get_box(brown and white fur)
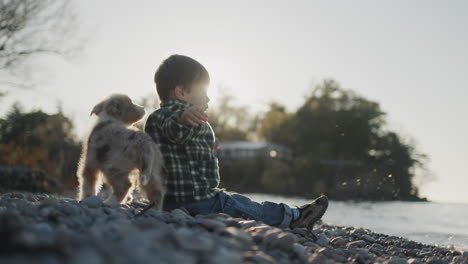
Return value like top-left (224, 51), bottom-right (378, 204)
top-left (77, 94), bottom-right (165, 209)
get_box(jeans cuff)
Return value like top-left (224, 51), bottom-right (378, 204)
top-left (278, 203), bottom-right (293, 229)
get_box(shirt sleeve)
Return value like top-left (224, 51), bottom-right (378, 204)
top-left (145, 104), bottom-right (196, 144)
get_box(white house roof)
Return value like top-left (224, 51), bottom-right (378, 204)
top-left (219, 141), bottom-right (269, 150)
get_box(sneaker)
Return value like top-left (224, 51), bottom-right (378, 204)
top-left (289, 195), bottom-right (328, 230)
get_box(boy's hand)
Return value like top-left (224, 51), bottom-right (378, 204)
top-left (180, 106), bottom-right (208, 127)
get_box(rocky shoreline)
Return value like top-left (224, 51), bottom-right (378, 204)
top-left (0, 192), bottom-right (466, 264)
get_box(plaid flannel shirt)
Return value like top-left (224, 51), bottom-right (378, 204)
top-left (145, 99), bottom-right (221, 204)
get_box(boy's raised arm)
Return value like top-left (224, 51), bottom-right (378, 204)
top-left (145, 106), bottom-right (196, 144)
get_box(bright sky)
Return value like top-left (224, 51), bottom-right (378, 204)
top-left (1, 0), bottom-right (467, 203)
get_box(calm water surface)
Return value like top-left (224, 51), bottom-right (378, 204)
top-left (246, 193), bottom-right (468, 250)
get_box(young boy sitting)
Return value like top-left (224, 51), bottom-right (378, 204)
top-left (145, 54), bottom-right (328, 230)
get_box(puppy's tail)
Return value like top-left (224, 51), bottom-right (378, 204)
top-left (140, 144), bottom-right (163, 185)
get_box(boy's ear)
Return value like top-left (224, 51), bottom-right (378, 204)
top-left (174, 85), bottom-right (185, 100)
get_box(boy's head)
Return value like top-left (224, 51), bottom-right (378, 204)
top-left (154, 54), bottom-right (210, 110)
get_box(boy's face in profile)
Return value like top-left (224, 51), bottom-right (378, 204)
top-left (177, 81), bottom-right (210, 111)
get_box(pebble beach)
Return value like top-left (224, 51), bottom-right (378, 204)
top-left (1, 192), bottom-right (467, 264)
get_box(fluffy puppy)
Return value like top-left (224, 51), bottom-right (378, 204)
top-left (77, 94), bottom-right (165, 209)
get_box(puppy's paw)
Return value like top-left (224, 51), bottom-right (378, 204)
top-left (141, 174), bottom-right (150, 185)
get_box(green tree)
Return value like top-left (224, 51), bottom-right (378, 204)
top-left (0, 103), bottom-right (81, 190)
top-left (258, 79), bottom-right (427, 200)
top-left (207, 88), bottom-right (257, 141)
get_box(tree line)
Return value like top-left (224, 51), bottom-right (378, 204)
top-left (210, 80), bottom-right (429, 201)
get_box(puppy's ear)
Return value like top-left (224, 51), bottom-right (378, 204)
top-left (91, 101), bottom-right (105, 116)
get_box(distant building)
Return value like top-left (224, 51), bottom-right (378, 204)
top-left (215, 141), bottom-right (292, 161)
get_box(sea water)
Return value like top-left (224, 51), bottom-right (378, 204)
top-left (246, 193), bottom-right (468, 250)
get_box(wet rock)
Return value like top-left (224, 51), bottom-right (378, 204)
top-left (463, 251), bottom-right (468, 258)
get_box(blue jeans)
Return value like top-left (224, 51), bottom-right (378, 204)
top-left (163, 190), bottom-right (293, 228)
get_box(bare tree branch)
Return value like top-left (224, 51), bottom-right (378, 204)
top-left (0, 0), bottom-right (79, 92)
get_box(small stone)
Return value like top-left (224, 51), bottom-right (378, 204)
top-left (330, 251), bottom-right (347, 262)
top-left (450, 256), bottom-right (466, 264)
top-left (308, 253), bottom-right (331, 264)
top-left (292, 228), bottom-right (309, 237)
top-left (292, 243), bottom-right (308, 261)
top-left (330, 236), bottom-right (348, 246)
top-left (11, 193), bottom-right (25, 199)
top-left (243, 251), bottom-right (276, 264)
top-left (262, 229), bottom-right (282, 247)
top-left (69, 247), bottom-right (104, 264)
top-left (210, 247), bottom-right (242, 264)
top-left (80, 196), bottom-right (103, 208)
top-left (40, 197), bottom-right (61, 207)
top-left (238, 220), bottom-right (257, 228)
top-left (304, 241), bottom-right (320, 249)
top-left (369, 244), bottom-right (384, 256)
top-left (223, 227), bottom-right (253, 246)
top-left (408, 258), bottom-right (424, 264)
top-left (316, 233), bottom-right (329, 247)
top-left (224, 219), bottom-right (242, 228)
top-left (357, 248), bottom-right (370, 260)
top-left (384, 257), bottom-right (409, 264)
top-left (427, 257), bottom-right (449, 264)
top-left (196, 218), bottom-right (227, 232)
top-left (174, 228), bottom-right (214, 252)
top-left (58, 203), bottom-right (80, 216)
top-left (347, 240), bottom-right (367, 248)
top-left (362, 234), bottom-right (376, 243)
top-left (268, 232), bottom-right (297, 250)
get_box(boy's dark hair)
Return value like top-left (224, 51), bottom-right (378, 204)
top-left (154, 54), bottom-right (210, 102)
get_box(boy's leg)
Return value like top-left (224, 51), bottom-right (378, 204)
top-left (163, 191), bottom-right (328, 231)
top-left (217, 191), bottom-right (293, 228)
top-left (162, 191), bottom-right (292, 228)
top-left (163, 192), bottom-right (223, 215)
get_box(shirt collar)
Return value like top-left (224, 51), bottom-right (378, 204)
top-left (160, 99), bottom-right (192, 108)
